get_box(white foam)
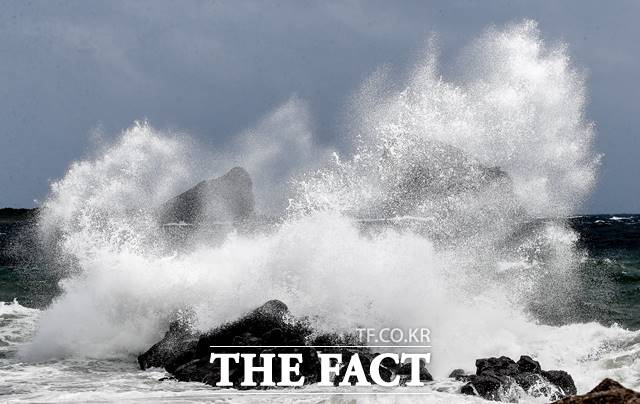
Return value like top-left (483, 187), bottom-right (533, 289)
top-left (0, 300), bottom-right (40, 360)
top-left (15, 20), bottom-right (636, 402)
top-left (610, 216), bottom-right (631, 221)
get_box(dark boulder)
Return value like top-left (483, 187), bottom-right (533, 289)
top-left (514, 372), bottom-right (559, 398)
top-left (514, 372), bottom-right (546, 390)
top-left (461, 373), bottom-right (507, 400)
top-left (139, 299), bottom-right (314, 387)
top-left (476, 356), bottom-right (520, 377)
top-left (172, 357), bottom-right (223, 385)
top-left (138, 316), bottom-right (198, 372)
top-left (517, 355), bottom-right (542, 373)
top-left (553, 378), bottom-right (640, 403)
top-left (331, 350), bottom-right (414, 386)
top-left (380, 355), bottom-right (400, 370)
top-left (461, 355), bottom-right (576, 401)
top-left (542, 370), bottom-right (577, 396)
top-left (332, 351), bottom-right (376, 386)
top-left (139, 300), bottom-right (434, 389)
top-left (193, 299), bottom-right (306, 358)
top-left (158, 167), bottom-right (255, 226)
top-left (139, 300), bottom-right (319, 387)
top-left (397, 359), bottom-right (433, 385)
top-left (449, 369), bottom-right (468, 380)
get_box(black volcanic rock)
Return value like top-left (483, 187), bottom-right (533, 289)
top-left (460, 372), bottom-right (505, 400)
top-left (449, 369), bottom-right (467, 380)
top-left (139, 300), bottom-right (434, 389)
top-left (475, 356), bottom-right (520, 377)
top-left (139, 300), bottom-right (318, 387)
top-left (158, 167), bottom-right (255, 225)
top-left (193, 299), bottom-right (304, 358)
top-left (460, 355), bottom-right (576, 401)
top-left (542, 370), bottom-right (577, 396)
top-left (397, 359), bottom-right (433, 385)
top-left (138, 315), bottom-right (199, 372)
top-left (517, 355), bottom-right (542, 373)
top-left (553, 378), bottom-right (640, 403)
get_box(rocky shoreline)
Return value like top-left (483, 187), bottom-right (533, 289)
top-left (137, 299), bottom-right (640, 402)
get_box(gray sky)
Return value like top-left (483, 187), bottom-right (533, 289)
top-left (1, 0), bottom-right (638, 213)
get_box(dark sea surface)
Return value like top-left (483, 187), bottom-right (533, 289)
top-left (1, 214), bottom-right (639, 330)
top-left (571, 215), bottom-right (640, 330)
top-left (0, 220), bottom-right (62, 308)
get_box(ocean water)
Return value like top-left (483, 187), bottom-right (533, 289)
top-left (1, 21), bottom-right (639, 403)
top-left (1, 216), bottom-right (639, 402)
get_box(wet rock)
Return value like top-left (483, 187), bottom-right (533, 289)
top-left (449, 368), bottom-right (468, 380)
top-left (172, 357), bottom-right (222, 386)
top-left (297, 346), bottom-right (322, 384)
top-left (159, 166), bottom-right (255, 226)
top-left (378, 365), bottom-right (394, 383)
top-left (553, 378), bottom-right (640, 403)
top-left (380, 355), bottom-right (399, 370)
top-left (261, 328), bottom-right (283, 345)
top-left (542, 370), bottom-right (577, 396)
top-left (232, 333), bottom-right (263, 347)
top-left (514, 372), bottom-right (564, 399)
top-left (331, 350), bottom-right (403, 386)
top-left (139, 300), bottom-right (436, 389)
top-left (476, 356), bottom-right (520, 377)
top-left (514, 372), bottom-right (546, 390)
top-left (139, 300), bottom-right (326, 388)
top-left (397, 359), bottom-right (433, 385)
top-left (137, 317), bottom-right (198, 372)
top-left (517, 355), bottom-right (542, 373)
top-left (461, 373), bottom-right (506, 400)
top-left (138, 300), bottom-right (298, 370)
top-left (194, 300), bottom-right (306, 358)
top-left (461, 355), bottom-right (576, 401)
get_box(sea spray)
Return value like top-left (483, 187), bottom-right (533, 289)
top-left (20, 20), bottom-right (639, 395)
top-left (231, 96), bottom-right (335, 215)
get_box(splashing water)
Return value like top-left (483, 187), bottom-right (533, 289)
top-left (14, 21), bottom-right (639, 400)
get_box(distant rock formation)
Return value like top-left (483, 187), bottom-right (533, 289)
top-left (380, 141), bottom-right (514, 218)
top-left (158, 167), bottom-right (255, 226)
top-left (554, 378), bottom-right (640, 403)
top-left (355, 140), bottom-right (524, 244)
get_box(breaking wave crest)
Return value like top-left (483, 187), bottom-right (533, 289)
top-left (19, 20), bottom-right (639, 393)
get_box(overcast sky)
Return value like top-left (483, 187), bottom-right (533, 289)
top-left (1, 0), bottom-right (638, 213)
